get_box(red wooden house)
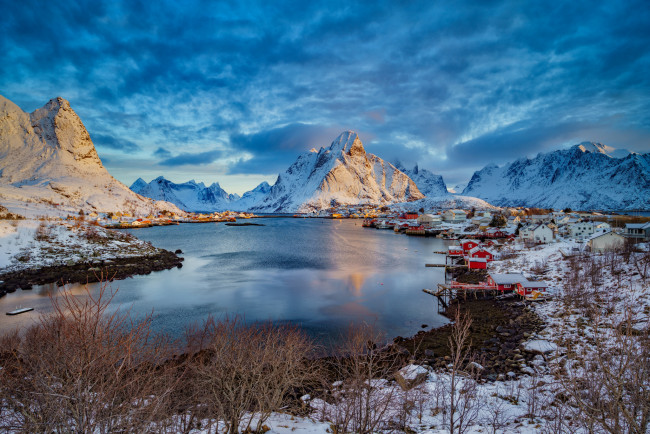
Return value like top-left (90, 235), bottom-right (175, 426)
top-left (516, 280), bottom-right (549, 300)
top-left (484, 228), bottom-right (506, 238)
top-left (487, 273), bottom-right (526, 292)
top-left (467, 257), bottom-right (487, 269)
top-left (448, 245), bottom-right (464, 256)
top-left (468, 246), bottom-right (496, 262)
top-left (402, 212), bottom-right (418, 220)
top-left (461, 240), bottom-right (480, 253)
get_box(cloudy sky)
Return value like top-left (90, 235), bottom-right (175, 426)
top-left (2, 0), bottom-right (649, 194)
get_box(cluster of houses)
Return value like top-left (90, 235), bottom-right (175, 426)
top-left (356, 207), bottom-right (650, 254)
top-left (70, 210), bottom-right (258, 229)
top-left (444, 238), bottom-right (550, 300)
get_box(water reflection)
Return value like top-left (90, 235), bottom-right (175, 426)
top-left (1, 219), bottom-right (450, 342)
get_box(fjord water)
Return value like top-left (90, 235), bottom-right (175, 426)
top-left (1, 218), bottom-right (450, 342)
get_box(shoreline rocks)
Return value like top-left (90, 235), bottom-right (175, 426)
top-left (396, 297), bottom-right (544, 379)
top-left (0, 250), bottom-right (183, 295)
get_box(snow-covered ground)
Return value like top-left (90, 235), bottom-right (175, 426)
top-left (0, 219), bottom-right (162, 274)
top-left (1, 227), bottom-right (647, 432)
top-left (290, 239), bottom-right (649, 433)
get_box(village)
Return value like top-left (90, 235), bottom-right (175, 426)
top-left (57, 209), bottom-right (260, 229)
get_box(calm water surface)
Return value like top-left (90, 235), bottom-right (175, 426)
top-left (0, 218), bottom-right (450, 342)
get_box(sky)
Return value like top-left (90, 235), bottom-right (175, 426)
top-left (2, 0), bottom-right (650, 194)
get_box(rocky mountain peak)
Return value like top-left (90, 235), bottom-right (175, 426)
top-left (29, 96), bottom-right (100, 164)
top-left (330, 131), bottom-right (365, 156)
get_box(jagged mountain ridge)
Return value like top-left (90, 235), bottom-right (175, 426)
top-left (462, 142), bottom-right (650, 210)
top-left (130, 177), bottom-right (270, 212)
top-left (393, 161), bottom-right (448, 197)
top-left (252, 131), bottom-right (424, 212)
top-left (0, 95), bottom-right (182, 217)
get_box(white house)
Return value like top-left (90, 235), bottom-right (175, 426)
top-left (594, 222), bottom-right (611, 232)
top-left (417, 214), bottom-right (442, 227)
top-left (587, 231), bottom-right (626, 253)
top-left (570, 222), bottom-right (595, 240)
top-left (529, 214), bottom-right (551, 223)
top-left (443, 209), bottom-right (467, 223)
top-left (521, 223), bottom-right (555, 243)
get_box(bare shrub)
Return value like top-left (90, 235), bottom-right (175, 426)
top-left (186, 316), bottom-right (317, 434)
top-left (0, 282), bottom-right (178, 433)
top-left (484, 394), bottom-right (513, 434)
top-left (34, 220), bottom-right (51, 241)
top-left (559, 307), bottom-right (650, 433)
top-left (320, 323), bottom-right (404, 434)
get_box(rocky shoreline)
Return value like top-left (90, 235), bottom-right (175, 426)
top-left (0, 249), bottom-right (183, 297)
top-left (394, 296), bottom-right (544, 380)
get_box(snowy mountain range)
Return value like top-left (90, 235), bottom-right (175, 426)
top-left (132, 132), bottom-right (494, 213)
top-left (130, 177), bottom-right (270, 212)
top-left (251, 131), bottom-right (424, 212)
top-left (0, 95), bottom-right (182, 217)
top-left (462, 142), bottom-right (650, 210)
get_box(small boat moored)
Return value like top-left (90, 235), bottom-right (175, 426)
top-left (7, 307), bottom-right (34, 316)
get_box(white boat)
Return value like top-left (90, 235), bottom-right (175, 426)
top-left (6, 307), bottom-right (34, 316)
top-left (375, 219), bottom-right (394, 229)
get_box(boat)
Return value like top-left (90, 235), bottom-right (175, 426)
top-left (7, 307), bottom-right (34, 316)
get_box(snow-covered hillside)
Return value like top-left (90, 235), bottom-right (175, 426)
top-left (396, 194), bottom-right (496, 211)
top-left (0, 95), bottom-right (182, 217)
top-left (463, 142), bottom-right (650, 210)
top-left (131, 177), bottom-right (244, 212)
top-left (394, 162), bottom-right (448, 197)
top-left (252, 131), bottom-right (424, 212)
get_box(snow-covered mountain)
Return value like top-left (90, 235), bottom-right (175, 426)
top-left (252, 131), bottom-right (424, 212)
top-left (0, 95), bottom-right (182, 217)
top-left (462, 142), bottom-right (650, 210)
top-left (229, 181), bottom-right (271, 211)
top-left (447, 183), bottom-right (467, 194)
top-left (393, 161), bottom-right (448, 197)
top-left (130, 177), bottom-right (244, 212)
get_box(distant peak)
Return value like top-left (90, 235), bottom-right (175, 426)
top-left (130, 178), bottom-right (148, 190)
top-left (254, 181), bottom-right (271, 192)
top-left (309, 147), bottom-right (318, 153)
top-left (329, 130), bottom-right (365, 156)
top-left (574, 142), bottom-right (611, 154)
top-left (572, 142), bottom-right (630, 158)
top-left (153, 175), bottom-right (167, 182)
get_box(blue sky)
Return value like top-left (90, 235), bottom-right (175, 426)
top-left (2, 0), bottom-right (649, 194)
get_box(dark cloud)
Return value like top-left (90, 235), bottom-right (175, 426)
top-left (91, 133), bottom-right (140, 151)
top-left (1, 0), bottom-right (649, 189)
top-left (159, 149), bottom-right (222, 167)
top-left (228, 123), bottom-right (345, 174)
top-left (153, 147), bottom-right (171, 158)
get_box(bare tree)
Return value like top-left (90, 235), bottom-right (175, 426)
top-left (445, 310), bottom-right (482, 434)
